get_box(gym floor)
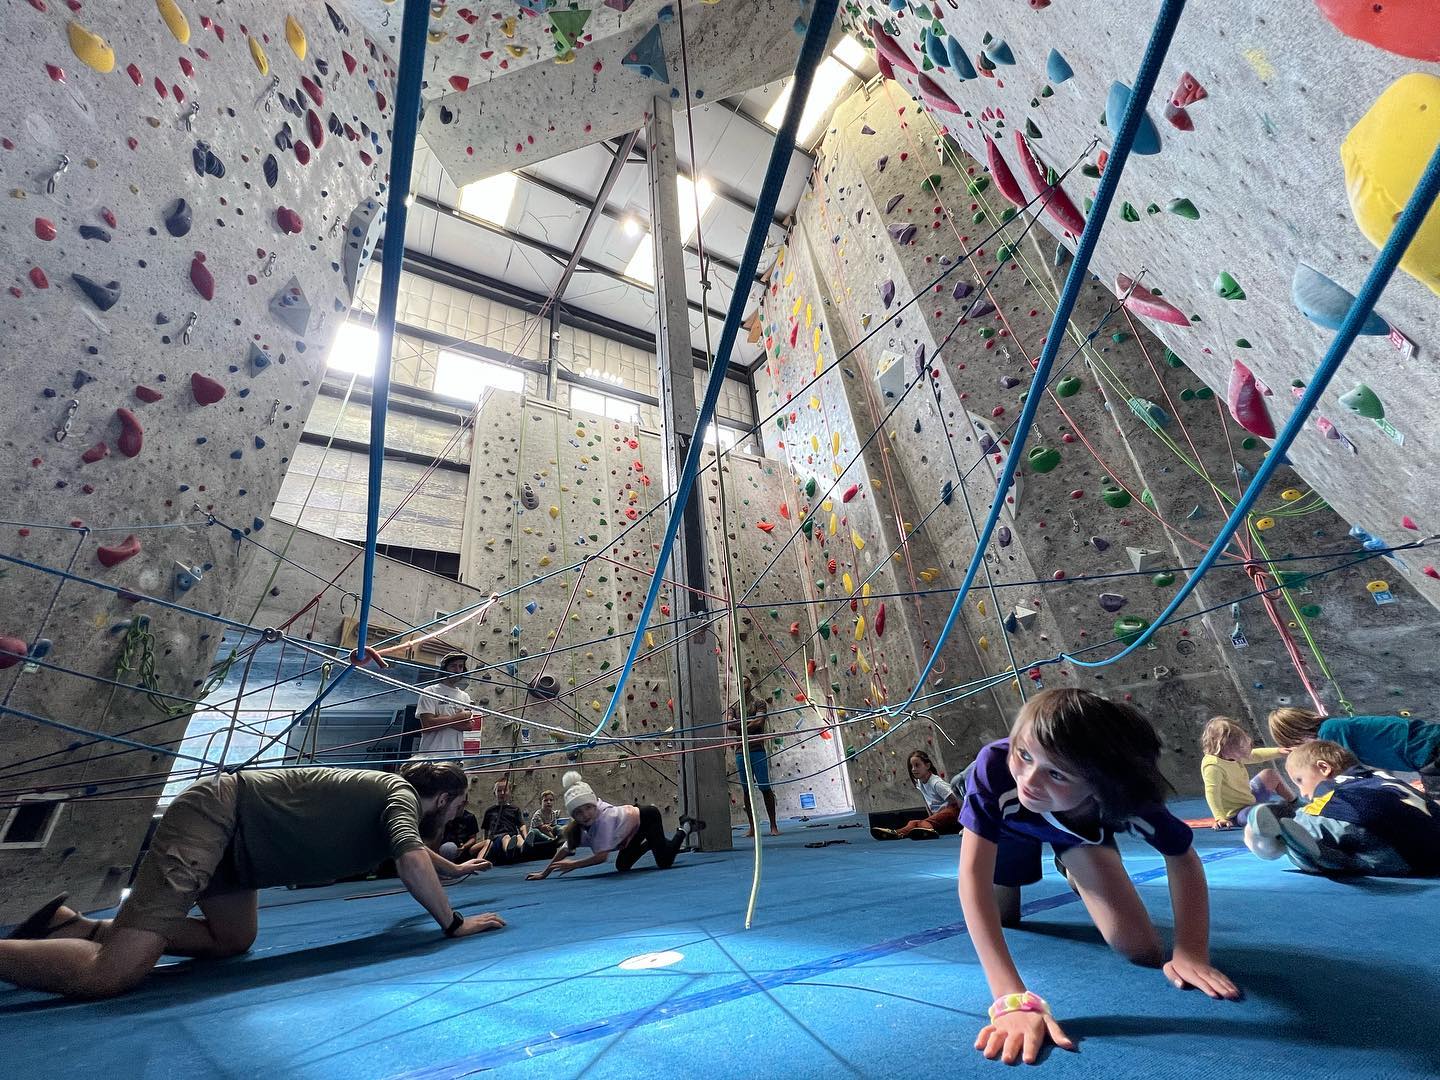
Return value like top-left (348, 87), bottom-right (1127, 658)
top-left (3, 799), bottom-right (1437, 1079)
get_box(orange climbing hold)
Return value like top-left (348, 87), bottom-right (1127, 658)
top-left (756, 521), bottom-right (775, 533)
top-left (1313, 0), bottom-right (1440, 61)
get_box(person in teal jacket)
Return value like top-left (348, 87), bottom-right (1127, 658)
top-left (1269, 707), bottom-right (1440, 799)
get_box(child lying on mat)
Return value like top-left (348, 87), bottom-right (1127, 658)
top-left (1199, 716), bottom-right (1294, 829)
top-left (1245, 740), bottom-right (1440, 877)
top-left (1268, 707), bottom-right (1440, 800)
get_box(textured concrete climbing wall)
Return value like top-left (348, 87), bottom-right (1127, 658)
top-left (756, 74), bottom-right (1440, 804)
top-left (0, 1), bottom-right (395, 921)
top-left (407, 0), bottom-right (829, 185)
top-left (843, 1), bottom-right (1440, 617)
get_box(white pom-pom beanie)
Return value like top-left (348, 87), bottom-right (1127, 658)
top-left (562, 770), bottom-right (597, 815)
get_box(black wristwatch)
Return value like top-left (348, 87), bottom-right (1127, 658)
top-left (443, 911), bottom-right (464, 937)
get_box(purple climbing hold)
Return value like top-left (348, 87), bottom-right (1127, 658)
top-left (1098, 592), bottom-right (1128, 613)
top-left (263, 154), bottom-right (279, 189)
top-left (78, 225), bottom-right (112, 242)
top-left (879, 279), bottom-right (895, 308)
top-left (1091, 535), bottom-right (1110, 552)
top-left (978, 434), bottom-right (997, 454)
top-left (968, 298), bottom-right (996, 319)
top-left (861, 124), bottom-right (876, 135)
top-left (999, 375), bottom-right (1020, 389)
top-left (888, 222), bottom-right (917, 245)
top-left (71, 274), bottom-right (120, 311)
top-left (952, 280), bottom-right (973, 300)
top-left (164, 198), bottom-right (192, 237)
top-left (997, 526), bottom-right (1012, 547)
top-left (885, 193), bottom-right (904, 214)
top-left (876, 155), bottom-right (889, 173)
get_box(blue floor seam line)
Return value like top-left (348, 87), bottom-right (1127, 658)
top-left (392, 848), bottom-right (1246, 1078)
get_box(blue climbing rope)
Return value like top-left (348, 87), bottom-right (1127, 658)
top-left (355, 0), bottom-right (432, 658)
top-left (889, 0), bottom-right (1190, 714)
top-left (1066, 134), bottom-right (1440, 668)
top-left (591, 0), bottom-right (841, 739)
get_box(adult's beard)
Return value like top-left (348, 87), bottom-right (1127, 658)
top-left (419, 807), bottom-right (446, 844)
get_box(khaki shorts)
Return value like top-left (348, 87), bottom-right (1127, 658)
top-left (112, 773), bottom-right (247, 936)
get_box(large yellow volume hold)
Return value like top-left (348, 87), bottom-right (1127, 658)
top-left (67, 21), bottom-right (116, 73)
top-left (1341, 73), bottom-right (1440, 295)
top-left (285, 14), bottom-right (307, 60)
top-left (157, 0), bottom-right (190, 43)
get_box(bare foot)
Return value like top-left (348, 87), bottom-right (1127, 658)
top-left (45, 905), bottom-right (105, 941)
top-left (768, 826), bottom-right (781, 836)
top-left (743, 828), bottom-right (755, 838)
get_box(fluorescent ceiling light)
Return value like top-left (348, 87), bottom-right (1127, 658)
top-left (328, 322), bottom-right (379, 376)
top-left (457, 171), bottom-right (519, 226)
top-left (832, 34), bottom-right (868, 70)
top-left (763, 57), bottom-right (854, 144)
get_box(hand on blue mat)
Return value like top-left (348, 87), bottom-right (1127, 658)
top-left (976, 1010), bottom-right (1076, 1066)
top-left (452, 913), bottom-right (506, 938)
top-left (1163, 952), bottom-right (1240, 999)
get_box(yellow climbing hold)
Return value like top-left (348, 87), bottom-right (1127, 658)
top-left (645, 631), bottom-right (655, 649)
top-left (428, 30), bottom-right (447, 44)
top-left (285, 14), bottom-right (306, 60)
top-left (156, 0), bottom-right (190, 44)
top-left (791, 296), bottom-right (803, 317)
top-left (1342, 73), bottom-right (1440, 295)
top-left (1280, 489), bottom-right (1302, 502)
top-left (1366, 579), bottom-right (1390, 593)
top-left (829, 512), bottom-right (838, 535)
top-left (851, 529), bottom-right (865, 551)
top-left (805, 302), bottom-right (813, 326)
top-left (548, 505), bottom-right (559, 519)
top-left (67, 21), bottom-right (116, 74)
top-left (506, 43), bottom-right (529, 59)
top-left (822, 500), bottom-right (834, 512)
top-left (249, 35), bottom-right (269, 76)
top-left (810, 434), bottom-right (820, 452)
top-left (862, 582), bottom-right (872, 604)
top-left (842, 572), bottom-right (853, 593)
top-left (832, 432), bottom-right (841, 456)
top-left (500, 15), bottom-right (517, 37)
top-left (1255, 516), bottom-right (1275, 530)
top-left (813, 328), bottom-right (822, 352)
top-left (554, 49), bottom-right (576, 64)
top-left (977, 599), bottom-right (988, 617)
top-left (814, 354), bottom-right (824, 377)
top-left (538, 555), bottom-right (552, 567)
top-left (978, 635), bottom-right (990, 651)
top-left (809, 395), bottom-right (821, 411)
top-left (858, 652), bottom-right (871, 674)
top-left (855, 615), bottom-right (866, 640)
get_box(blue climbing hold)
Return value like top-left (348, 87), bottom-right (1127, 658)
top-left (622, 24), bottom-right (669, 84)
top-left (923, 29), bottom-right (947, 69)
top-left (1046, 48), bottom-right (1073, 84)
top-left (1105, 81), bottom-right (1161, 155)
top-left (1291, 263), bottom-right (1388, 335)
top-left (984, 38), bottom-right (1015, 65)
top-left (946, 36), bottom-right (977, 80)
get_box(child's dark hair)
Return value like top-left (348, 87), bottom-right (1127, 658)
top-left (907, 749), bottom-right (936, 777)
top-left (1011, 688), bottom-right (1171, 820)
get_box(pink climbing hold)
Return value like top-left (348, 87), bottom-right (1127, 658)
top-left (116, 407), bottom-right (144, 456)
top-left (1013, 132), bottom-right (1086, 237)
top-left (1402, 515), bottom-right (1419, 530)
top-left (1172, 71), bottom-right (1207, 107)
top-left (874, 603), bottom-right (886, 638)
top-left (1116, 275), bottom-right (1190, 325)
top-left (842, 483), bottom-right (860, 503)
top-left (134, 385), bottom-right (163, 403)
top-left (81, 441), bottom-right (109, 464)
top-left (868, 19), bottom-right (918, 75)
top-left (190, 372), bottom-right (226, 406)
top-left (0, 636), bottom-right (28, 669)
top-left (275, 206), bottom-right (303, 234)
top-left (874, 48), bottom-right (895, 82)
top-left (34, 217), bottom-right (57, 241)
top-left (916, 73), bottom-right (962, 114)
top-left (1424, 566), bottom-right (1439, 579)
top-left (189, 254), bottom-right (215, 300)
top-left (97, 534), bottom-right (141, 568)
top-left (1226, 360), bottom-right (1276, 439)
top-left (984, 135), bottom-right (1026, 207)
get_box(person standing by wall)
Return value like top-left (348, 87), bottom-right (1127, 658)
top-left (413, 653), bottom-right (477, 760)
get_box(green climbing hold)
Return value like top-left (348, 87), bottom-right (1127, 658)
top-left (979, 326), bottom-right (996, 339)
top-left (1081, 162), bottom-right (1101, 179)
top-left (805, 476), bottom-right (817, 497)
top-left (1056, 375), bottom-right (1082, 397)
top-left (769, 608), bottom-right (779, 619)
top-left (1338, 382), bottom-right (1384, 419)
top-left (1025, 118), bottom-right (1042, 139)
top-left (1045, 165), bottom-right (1060, 186)
top-left (1027, 446), bottom-right (1061, 473)
top-left (1164, 349), bottom-right (1185, 368)
top-left (1120, 202), bottom-right (1140, 222)
top-left (818, 622), bottom-right (831, 640)
top-left (1152, 572), bottom-right (1176, 587)
top-left (1001, 207), bottom-right (1017, 222)
top-left (1113, 615), bottom-right (1151, 645)
top-left (1141, 488), bottom-right (1157, 511)
top-left (1041, 85), bottom-right (1054, 98)
top-left (1084, 196), bottom-right (1094, 214)
top-left (1180, 388), bottom-right (1195, 401)
top-left (1214, 271), bottom-right (1246, 300)
top-left (1235, 338), bottom-right (1252, 349)
top-left (1299, 604), bottom-right (1322, 619)
top-left (1240, 437), bottom-right (1258, 450)
top-left (968, 176), bottom-right (991, 196)
top-left (1111, 332), bottom-right (1130, 344)
top-left (801, 518), bottom-right (814, 536)
top-left (972, 211), bottom-right (986, 224)
top-left (1195, 386), bottom-right (1214, 401)
top-left (996, 245), bottom-right (1013, 262)
top-left (922, 173), bottom-right (944, 193)
top-left (1167, 197), bottom-right (1200, 219)
top-left (1101, 482), bottom-right (1132, 509)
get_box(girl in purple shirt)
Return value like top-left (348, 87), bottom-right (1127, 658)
top-left (526, 771), bottom-right (702, 880)
top-left (959, 689), bottom-right (1239, 1065)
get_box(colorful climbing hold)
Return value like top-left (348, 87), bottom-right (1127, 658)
top-left (1213, 271), bottom-right (1246, 300)
top-left (66, 20), bottom-right (115, 73)
top-left (97, 534), bottom-right (141, 568)
top-left (1226, 360), bottom-right (1277, 439)
top-left (190, 372), bottom-right (226, 406)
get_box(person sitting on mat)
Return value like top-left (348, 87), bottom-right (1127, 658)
top-left (525, 770), bottom-right (702, 880)
top-left (480, 777), bottom-right (556, 864)
top-left (1, 761), bottom-right (505, 999)
top-left (729, 692), bottom-right (780, 838)
top-left (528, 789), bottom-right (560, 840)
top-left (872, 750), bottom-right (963, 840)
top-left (438, 801), bottom-right (487, 863)
top-left (1245, 740), bottom-right (1440, 877)
top-left (1268, 706), bottom-right (1440, 800)
top-left (1199, 716), bottom-right (1294, 830)
top-left (958, 688), bottom-right (1239, 1066)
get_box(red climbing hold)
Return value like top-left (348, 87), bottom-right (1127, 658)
top-left (916, 73), bottom-right (962, 114)
top-left (1172, 71), bottom-right (1208, 107)
top-left (97, 534), bottom-right (141, 568)
top-left (868, 18), bottom-right (918, 74)
top-left (28, 266), bottom-right (49, 289)
top-left (294, 140), bottom-right (311, 165)
top-left (1164, 103), bottom-right (1194, 131)
top-left (307, 109), bottom-right (324, 149)
top-left (984, 135), bottom-right (1026, 208)
top-left (1424, 566), bottom-right (1439, 579)
top-left (1116, 274), bottom-right (1190, 326)
top-left (875, 603), bottom-right (886, 638)
top-left (842, 483), bottom-right (860, 503)
top-left (34, 218), bottom-right (56, 241)
top-left (275, 206), bottom-right (303, 234)
top-left (190, 372), bottom-right (226, 406)
top-left (342, 51), bottom-right (357, 74)
top-left (1312, 0), bottom-right (1440, 62)
top-left (1013, 131), bottom-right (1086, 237)
top-left (134, 385), bottom-right (163, 404)
top-left (126, 62), bottom-right (142, 85)
top-left (1402, 515), bottom-right (1420, 530)
top-left (0, 636), bottom-right (28, 669)
top-left (756, 521), bottom-right (775, 533)
top-left (81, 441), bottom-right (109, 464)
top-left (116, 407), bottom-right (143, 457)
top-left (448, 75), bottom-right (470, 92)
top-left (189, 255), bottom-right (215, 300)
top-left (300, 75), bottom-right (324, 106)
top-left (778, 502), bottom-right (790, 519)
top-left (1226, 360), bottom-right (1276, 439)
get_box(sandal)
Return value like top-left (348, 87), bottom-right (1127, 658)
top-left (804, 839), bottom-right (850, 848)
top-left (906, 827), bottom-right (941, 840)
top-left (870, 827), bottom-right (901, 841)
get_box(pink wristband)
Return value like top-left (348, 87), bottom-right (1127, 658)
top-left (988, 990), bottom-right (1050, 1023)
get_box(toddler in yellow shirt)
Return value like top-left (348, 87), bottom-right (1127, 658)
top-left (1200, 717), bottom-right (1295, 829)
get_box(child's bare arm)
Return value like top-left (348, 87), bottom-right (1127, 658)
top-left (1162, 848), bottom-right (1240, 1000)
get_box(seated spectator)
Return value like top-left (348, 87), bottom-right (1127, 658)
top-left (528, 789), bottom-right (559, 839)
top-left (872, 750), bottom-right (963, 840)
top-left (438, 805), bottom-right (487, 863)
top-left (482, 778), bottom-right (557, 865)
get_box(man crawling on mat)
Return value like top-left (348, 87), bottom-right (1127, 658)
top-left (0, 760), bottom-right (506, 998)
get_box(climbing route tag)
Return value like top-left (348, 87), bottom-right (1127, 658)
top-left (1374, 418), bottom-right (1405, 446)
top-left (1231, 630), bottom-right (1249, 649)
top-left (1388, 326), bottom-right (1417, 359)
top-left (1372, 588), bottom-right (1396, 605)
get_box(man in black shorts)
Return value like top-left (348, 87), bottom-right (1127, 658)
top-left (0, 761), bottom-right (506, 998)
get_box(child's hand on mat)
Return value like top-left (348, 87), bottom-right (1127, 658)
top-left (525, 868), bottom-right (551, 880)
top-left (1212, 818), bottom-right (1233, 831)
top-left (453, 913), bottom-right (506, 937)
top-left (1163, 953), bottom-right (1239, 999)
top-left (975, 1010), bottom-right (1075, 1065)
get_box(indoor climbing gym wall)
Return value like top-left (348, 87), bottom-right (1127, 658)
top-left (0, 1), bottom-right (395, 922)
top-left (841, 3), bottom-right (1440, 614)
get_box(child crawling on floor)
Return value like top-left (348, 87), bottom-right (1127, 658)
top-left (1245, 740), bottom-right (1440, 877)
